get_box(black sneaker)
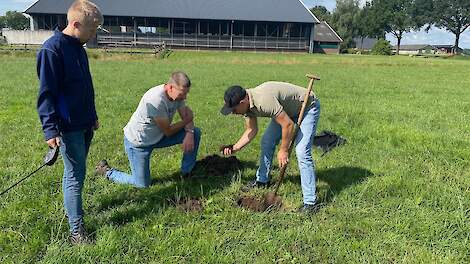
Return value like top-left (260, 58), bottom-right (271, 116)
top-left (95, 160), bottom-right (112, 178)
top-left (69, 225), bottom-right (91, 245)
top-left (241, 180), bottom-right (271, 192)
top-left (298, 203), bottom-right (322, 214)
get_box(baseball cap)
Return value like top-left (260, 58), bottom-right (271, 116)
top-left (220, 85), bottom-right (247, 115)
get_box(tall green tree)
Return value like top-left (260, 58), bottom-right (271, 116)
top-left (0, 16), bottom-right (6, 29)
top-left (429, 0), bottom-right (470, 53)
top-left (355, 2), bottom-right (386, 49)
top-left (310, 5), bottom-right (332, 24)
top-left (331, 0), bottom-right (361, 51)
top-left (3, 11), bottom-right (29, 30)
top-left (370, 0), bottom-right (424, 55)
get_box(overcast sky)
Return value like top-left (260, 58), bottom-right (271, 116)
top-left (1, 0), bottom-right (468, 48)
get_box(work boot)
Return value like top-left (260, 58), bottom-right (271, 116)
top-left (95, 160), bottom-right (112, 178)
top-left (297, 203), bottom-right (322, 214)
top-left (69, 225), bottom-right (91, 245)
top-left (241, 180), bottom-right (270, 192)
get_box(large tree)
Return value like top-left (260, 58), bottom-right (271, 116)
top-left (3, 11), bottom-right (29, 30)
top-left (0, 16), bottom-right (6, 29)
top-left (429, 0), bottom-right (470, 54)
top-left (370, 0), bottom-right (420, 55)
top-left (331, 0), bottom-right (362, 51)
top-left (310, 5), bottom-right (332, 24)
top-left (355, 2), bottom-right (386, 49)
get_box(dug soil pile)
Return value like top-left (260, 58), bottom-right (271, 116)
top-left (194, 155), bottom-right (241, 176)
top-left (177, 198), bottom-right (204, 212)
top-left (236, 192), bottom-right (282, 212)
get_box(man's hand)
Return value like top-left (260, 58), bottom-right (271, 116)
top-left (220, 144), bottom-right (235, 156)
top-left (47, 137), bottom-right (61, 148)
top-left (277, 149), bottom-right (289, 168)
top-left (182, 132), bottom-right (195, 153)
top-left (93, 120), bottom-right (100, 130)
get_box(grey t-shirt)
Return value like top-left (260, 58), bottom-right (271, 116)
top-left (245, 81), bottom-right (314, 119)
top-left (124, 85), bottom-right (185, 147)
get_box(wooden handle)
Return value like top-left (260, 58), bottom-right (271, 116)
top-left (306, 74), bottom-right (320, 80)
top-left (297, 78), bottom-right (315, 127)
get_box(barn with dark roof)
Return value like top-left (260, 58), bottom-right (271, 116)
top-left (25, 0), bottom-right (320, 52)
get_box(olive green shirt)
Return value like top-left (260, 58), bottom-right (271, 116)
top-left (245, 81), bottom-right (315, 119)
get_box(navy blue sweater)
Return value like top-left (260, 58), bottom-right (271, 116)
top-left (37, 30), bottom-right (98, 140)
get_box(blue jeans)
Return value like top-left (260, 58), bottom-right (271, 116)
top-left (107, 128), bottom-right (201, 188)
top-left (256, 100), bottom-right (320, 205)
top-left (60, 129), bottom-right (94, 234)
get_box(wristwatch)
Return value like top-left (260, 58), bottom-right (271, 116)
top-left (185, 128), bottom-right (194, 134)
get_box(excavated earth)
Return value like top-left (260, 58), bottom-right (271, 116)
top-left (194, 155), bottom-right (242, 176)
top-left (177, 198), bottom-right (204, 212)
top-left (236, 192), bottom-right (283, 212)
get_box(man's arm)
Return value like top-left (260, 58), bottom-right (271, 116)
top-left (37, 48), bottom-right (62, 147)
top-left (153, 116), bottom-right (191, 137)
top-left (178, 106), bottom-right (194, 130)
top-left (223, 117), bottom-right (258, 155)
top-left (274, 111), bottom-right (295, 168)
top-left (153, 105), bottom-right (193, 137)
top-left (178, 106), bottom-right (195, 153)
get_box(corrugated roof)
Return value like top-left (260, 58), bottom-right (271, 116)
top-left (313, 21), bottom-right (342, 43)
top-left (25, 0), bottom-right (319, 24)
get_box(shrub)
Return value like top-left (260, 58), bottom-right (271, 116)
top-left (371, 39), bottom-right (392, 55)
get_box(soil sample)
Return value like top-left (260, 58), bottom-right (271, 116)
top-left (236, 193), bottom-right (283, 212)
top-left (177, 198), bottom-right (204, 212)
top-left (194, 155), bottom-right (241, 176)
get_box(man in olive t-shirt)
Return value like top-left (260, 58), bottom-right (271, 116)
top-left (220, 81), bottom-right (321, 213)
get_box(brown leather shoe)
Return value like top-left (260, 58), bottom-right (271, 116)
top-left (95, 160), bottom-right (112, 178)
top-left (69, 225), bottom-right (91, 245)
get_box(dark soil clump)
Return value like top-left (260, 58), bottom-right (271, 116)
top-left (236, 196), bottom-right (265, 212)
top-left (236, 193), bottom-right (282, 212)
top-left (194, 155), bottom-right (241, 176)
top-left (177, 198), bottom-right (203, 212)
top-left (262, 192), bottom-right (283, 210)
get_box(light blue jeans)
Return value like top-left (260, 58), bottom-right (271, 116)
top-left (107, 128), bottom-right (201, 188)
top-left (256, 100), bottom-right (320, 205)
top-left (60, 129), bottom-right (94, 234)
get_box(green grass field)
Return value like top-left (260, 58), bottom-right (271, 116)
top-left (0, 50), bottom-right (469, 263)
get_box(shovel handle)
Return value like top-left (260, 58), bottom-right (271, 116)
top-left (273, 74), bottom-right (319, 195)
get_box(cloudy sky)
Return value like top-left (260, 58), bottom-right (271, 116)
top-left (1, 0), bottom-right (468, 48)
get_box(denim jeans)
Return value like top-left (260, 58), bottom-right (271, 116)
top-left (107, 127), bottom-right (201, 188)
top-left (60, 129), bottom-right (93, 234)
top-left (256, 100), bottom-right (320, 205)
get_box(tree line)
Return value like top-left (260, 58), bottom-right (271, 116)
top-left (0, 11), bottom-right (29, 31)
top-left (310, 0), bottom-right (470, 54)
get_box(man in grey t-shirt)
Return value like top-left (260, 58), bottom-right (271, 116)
top-left (96, 71), bottom-right (201, 187)
top-left (220, 82), bottom-right (321, 213)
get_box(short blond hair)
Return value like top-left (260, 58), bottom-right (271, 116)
top-left (168, 71), bottom-right (191, 89)
top-left (67, 0), bottom-right (103, 26)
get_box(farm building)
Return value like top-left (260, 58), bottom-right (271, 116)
top-left (313, 21), bottom-right (342, 54)
top-left (433, 45), bottom-right (463, 54)
top-left (24, 0), bottom-right (321, 53)
top-left (393, 44), bottom-right (437, 55)
top-left (354, 37), bottom-right (378, 51)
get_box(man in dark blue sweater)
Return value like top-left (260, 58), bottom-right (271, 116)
top-left (36, 0), bottom-right (103, 245)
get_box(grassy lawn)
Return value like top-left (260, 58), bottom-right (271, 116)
top-left (0, 50), bottom-right (469, 263)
